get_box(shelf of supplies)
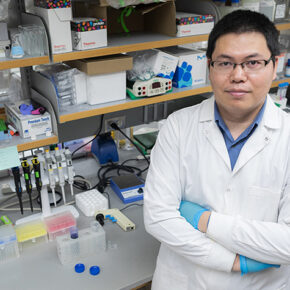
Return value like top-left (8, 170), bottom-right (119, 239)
top-left (57, 77), bottom-right (290, 123)
top-left (272, 78), bottom-right (290, 87)
top-left (58, 84), bottom-right (212, 123)
top-left (276, 22), bottom-right (290, 31)
top-left (0, 134), bottom-right (58, 152)
top-left (0, 55), bottom-right (50, 70)
top-left (53, 33), bottom-right (209, 63)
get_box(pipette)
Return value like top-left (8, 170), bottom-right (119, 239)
top-left (45, 149), bottom-right (57, 207)
top-left (65, 147), bottom-right (74, 197)
top-left (21, 159), bottom-right (33, 212)
top-left (32, 156), bottom-right (42, 209)
top-left (55, 147), bottom-right (66, 204)
top-left (11, 166), bottom-right (23, 214)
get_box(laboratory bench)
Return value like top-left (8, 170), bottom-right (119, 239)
top-left (0, 153), bottom-right (160, 290)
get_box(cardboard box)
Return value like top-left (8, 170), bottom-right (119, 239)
top-left (66, 54), bottom-right (133, 75)
top-left (66, 54), bottom-right (132, 105)
top-left (71, 17), bottom-right (107, 50)
top-left (5, 100), bottom-right (52, 139)
top-left (73, 0), bottom-right (176, 37)
top-left (33, 6), bottom-right (72, 54)
top-left (161, 46), bottom-right (207, 88)
top-left (176, 12), bottom-right (214, 37)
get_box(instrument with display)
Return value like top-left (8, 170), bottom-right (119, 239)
top-left (127, 77), bottom-right (172, 99)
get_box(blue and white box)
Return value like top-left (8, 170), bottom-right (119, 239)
top-left (5, 99), bottom-right (52, 139)
top-left (160, 46), bottom-right (207, 88)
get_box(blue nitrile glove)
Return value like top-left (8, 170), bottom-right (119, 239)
top-left (179, 200), bottom-right (209, 230)
top-left (240, 255), bottom-right (280, 275)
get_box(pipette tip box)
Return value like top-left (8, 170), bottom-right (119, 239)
top-left (0, 224), bottom-right (19, 262)
top-left (44, 211), bottom-right (76, 241)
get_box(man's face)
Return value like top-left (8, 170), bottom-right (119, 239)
top-left (209, 32), bottom-right (277, 120)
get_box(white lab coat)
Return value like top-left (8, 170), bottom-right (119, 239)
top-left (144, 95), bottom-right (290, 290)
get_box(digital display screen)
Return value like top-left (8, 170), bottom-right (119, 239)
top-left (152, 82), bottom-right (161, 89)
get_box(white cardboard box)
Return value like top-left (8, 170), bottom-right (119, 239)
top-left (5, 100), bottom-right (52, 139)
top-left (86, 71), bottom-right (126, 105)
top-left (176, 12), bottom-right (214, 37)
top-left (71, 18), bottom-right (107, 51)
top-left (161, 46), bottom-right (207, 88)
top-left (33, 7), bottom-right (72, 54)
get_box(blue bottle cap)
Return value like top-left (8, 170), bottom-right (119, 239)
top-left (75, 263), bottom-right (85, 273)
top-left (89, 266), bottom-right (100, 276)
top-left (287, 59), bottom-right (290, 66)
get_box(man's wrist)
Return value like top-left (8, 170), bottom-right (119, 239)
top-left (198, 211), bottom-right (211, 233)
top-left (232, 255), bottom-right (241, 272)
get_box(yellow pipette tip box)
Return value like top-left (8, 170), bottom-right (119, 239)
top-left (15, 220), bottom-right (47, 245)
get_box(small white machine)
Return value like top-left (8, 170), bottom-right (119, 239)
top-left (127, 77), bottom-right (172, 99)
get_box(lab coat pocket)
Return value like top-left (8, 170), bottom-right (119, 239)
top-left (243, 186), bottom-right (280, 221)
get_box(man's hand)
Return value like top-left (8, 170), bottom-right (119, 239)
top-left (239, 255), bottom-right (280, 275)
top-left (179, 200), bottom-right (210, 231)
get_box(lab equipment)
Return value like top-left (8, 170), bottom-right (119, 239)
top-left (44, 149), bottom-right (56, 206)
top-left (0, 22), bottom-right (10, 58)
top-left (0, 224), bottom-right (20, 263)
top-left (32, 156), bottom-right (42, 208)
top-left (54, 147), bottom-right (66, 204)
top-left (95, 208), bottom-right (135, 231)
top-left (240, 255), bottom-right (280, 275)
top-left (179, 200), bottom-right (209, 230)
top-left (277, 82), bottom-right (289, 100)
top-left (15, 220), bottom-right (48, 251)
top-left (75, 263), bottom-right (85, 273)
top-left (110, 174), bottom-right (144, 204)
top-left (285, 59), bottom-right (290, 77)
top-left (127, 77), bottom-right (172, 99)
top-left (56, 221), bottom-right (106, 265)
top-left (43, 211), bottom-right (76, 241)
top-left (89, 265), bottom-right (100, 276)
top-left (91, 133), bottom-right (119, 165)
top-left (274, 0), bottom-right (287, 22)
top-left (64, 147), bottom-right (74, 197)
top-left (75, 189), bottom-right (108, 217)
top-left (21, 159), bottom-right (33, 212)
top-left (11, 166), bottom-right (23, 214)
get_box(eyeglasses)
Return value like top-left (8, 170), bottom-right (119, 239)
top-left (210, 56), bottom-right (274, 74)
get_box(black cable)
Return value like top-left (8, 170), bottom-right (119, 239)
top-left (120, 203), bottom-right (143, 212)
top-left (102, 191), bottom-right (111, 208)
top-left (71, 114), bottom-right (104, 159)
top-left (36, 190), bottom-right (62, 206)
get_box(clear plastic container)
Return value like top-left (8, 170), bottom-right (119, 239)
top-left (260, 0), bottom-right (276, 20)
top-left (56, 221), bottom-right (106, 265)
top-left (0, 224), bottom-right (20, 263)
top-left (274, 0), bottom-right (287, 22)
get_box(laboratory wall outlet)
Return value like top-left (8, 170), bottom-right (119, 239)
top-left (104, 116), bottom-right (126, 132)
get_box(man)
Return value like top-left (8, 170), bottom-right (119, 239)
top-left (144, 9), bottom-right (290, 290)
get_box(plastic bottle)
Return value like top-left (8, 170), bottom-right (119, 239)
top-left (231, 0), bottom-right (240, 7)
top-left (274, 0), bottom-right (287, 22)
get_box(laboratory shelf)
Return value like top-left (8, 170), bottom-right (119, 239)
top-left (276, 22), bottom-right (290, 31)
top-left (0, 55), bottom-right (50, 70)
top-left (53, 77), bottom-right (290, 123)
top-left (52, 32), bottom-right (209, 63)
top-left (0, 134), bottom-right (58, 152)
top-left (58, 83), bottom-right (212, 123)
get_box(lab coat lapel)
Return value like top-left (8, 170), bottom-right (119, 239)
top-left (200, 97), bottom-right (231, 170)
top-left (204, 122), bottom-right (232, 171)
top-left (233, 96), bottom-right (280, 175)
top-left (232, 126), bottom-right (271, 175)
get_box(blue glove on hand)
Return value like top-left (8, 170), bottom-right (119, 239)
top-left (240, 255), bottom-right (280, 275)
top-left (179, 200), bottom-right (209, 230)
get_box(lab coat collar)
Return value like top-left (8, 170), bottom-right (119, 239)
top-left (200, 94), bottom-right (281, 173)
top-left (199, 94), bottom-right (280, 129)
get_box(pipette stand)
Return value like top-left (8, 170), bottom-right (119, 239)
top-left (15, 185), bottom-right (79, 225)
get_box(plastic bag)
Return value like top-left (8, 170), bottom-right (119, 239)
top-left (0, 0), bottom-right (10, 22)
top-left (106, 0), bottom-right (165, 9)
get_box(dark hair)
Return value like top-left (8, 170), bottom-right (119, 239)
top-left (206, 10), bottom-right (280, 60)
